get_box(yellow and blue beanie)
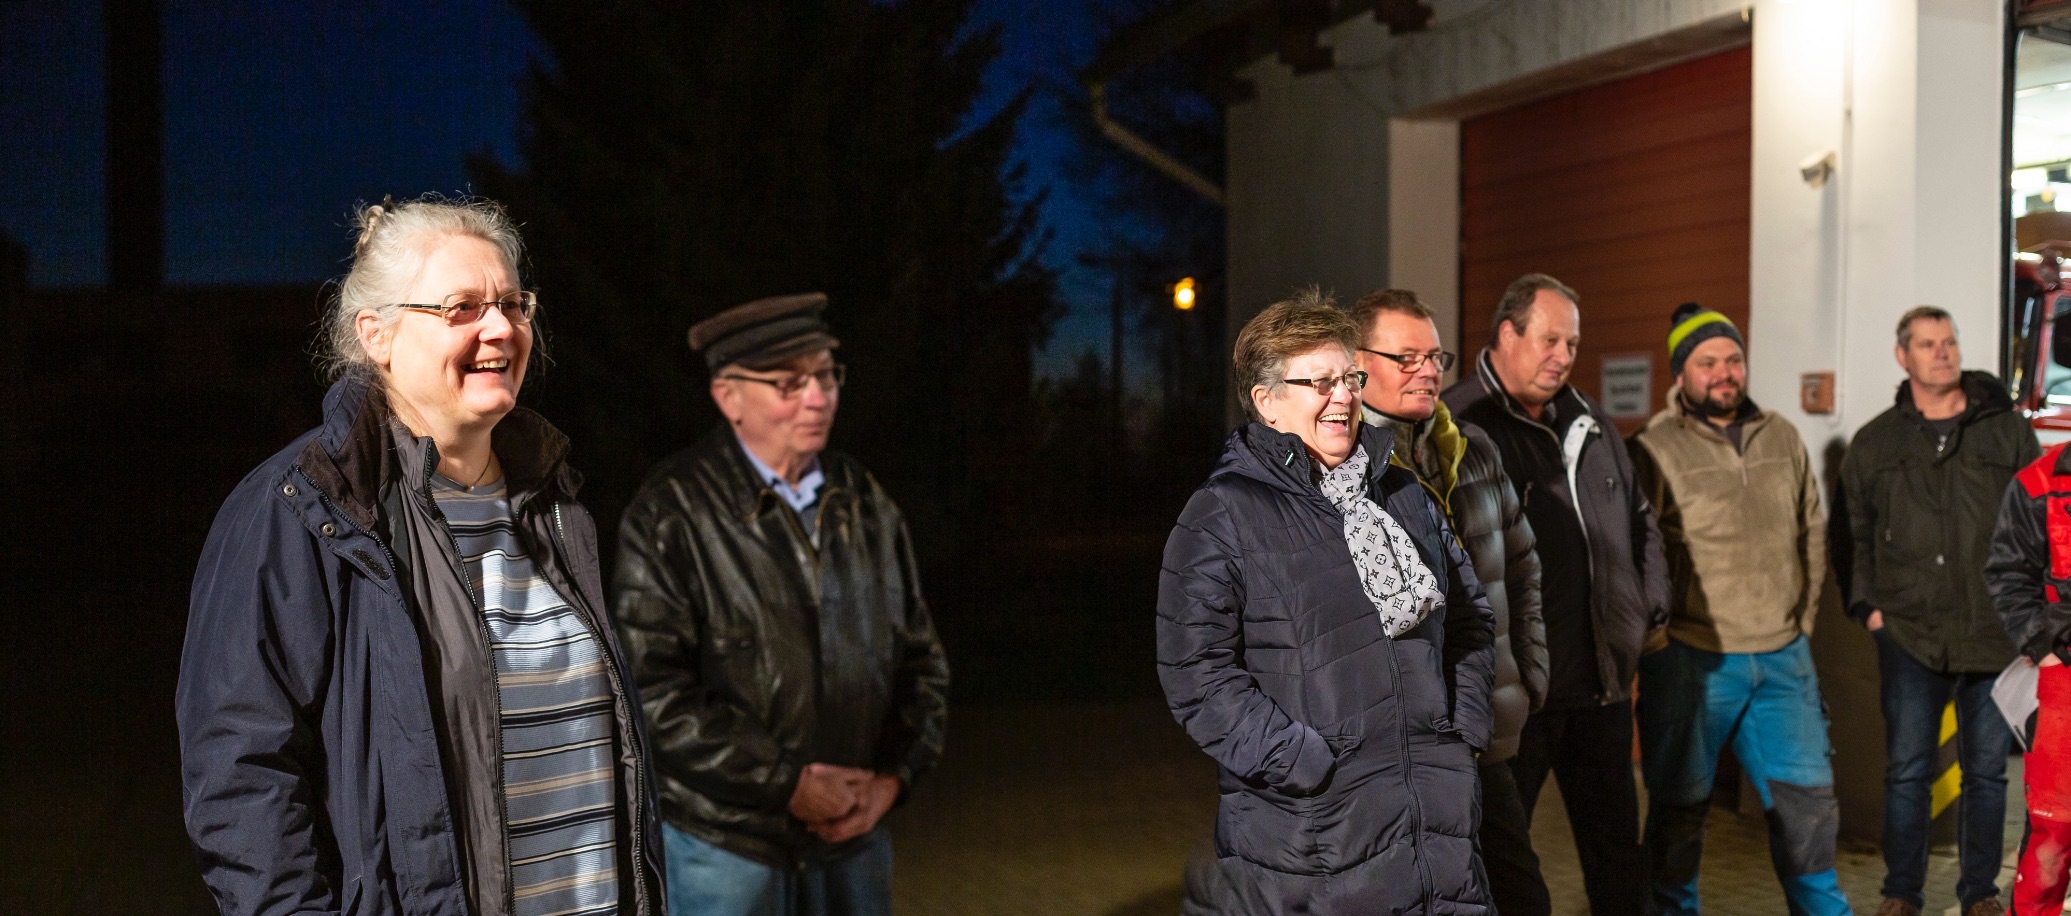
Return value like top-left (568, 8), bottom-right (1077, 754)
top-left (1668, 302), bottom-right (1743, 376)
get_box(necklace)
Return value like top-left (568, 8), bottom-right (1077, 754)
top-left (462, 455), bottom-right (497, 492)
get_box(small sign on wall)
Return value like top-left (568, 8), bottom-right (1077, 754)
top-left (1602, 354), bottom-right (1653, 419)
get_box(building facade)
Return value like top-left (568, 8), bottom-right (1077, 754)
top-left (1221, 0), bottom-right (2017, 840)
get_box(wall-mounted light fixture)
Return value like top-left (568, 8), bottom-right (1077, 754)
top-left (1799, 149), bottom-right (1837, 188)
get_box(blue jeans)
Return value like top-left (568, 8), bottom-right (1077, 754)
top-left (662, 823), bottom-right (892, 916)
top-left (1638, 635), bottom-right (1851, 916)
top-left (1875, 629), bottom-right (2011, 910)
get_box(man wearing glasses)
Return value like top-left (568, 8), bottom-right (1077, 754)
top-left (613, 292), bottom-right (950, 916)
top-left (1442, 273), bottom-right (1670, 916)
top-left (1353, 289), bottom-right (1551, 916)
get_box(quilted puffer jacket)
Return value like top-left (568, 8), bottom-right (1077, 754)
top-left (1157, 420), bottom-right (1497, 915)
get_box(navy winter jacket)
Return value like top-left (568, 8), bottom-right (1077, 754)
top-left (176, 378), bottom-right (664, 916)
top-left (1157, 421), bottom-right (1497, 915)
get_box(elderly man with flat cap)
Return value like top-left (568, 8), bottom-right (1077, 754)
top-left (614, 293), bottom-right (950, 916)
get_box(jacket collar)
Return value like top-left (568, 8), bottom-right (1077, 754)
top-left (1223, 419), bottom-right (1399, 499)
top-left (1655, 390), bottom-right (1769, 443)
top-left (298, 374), bottom-right (578, 529)
top-left (1894, 370), bottom-right (2013, 427)
top-left (696, 423), bottom-right (853, 524)
top-left (1472, 347), bottom-right (1588, 432)
top-left (1360, 399), bottom-right (1466, 506)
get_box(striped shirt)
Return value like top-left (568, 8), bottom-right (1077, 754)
top-left (433, 475), bottom-right (621, 916)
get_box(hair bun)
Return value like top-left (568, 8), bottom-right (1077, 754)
top-left (353, 196), bottom-right (395, 257)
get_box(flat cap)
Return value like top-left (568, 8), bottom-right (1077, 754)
top-left (687, 292), bottom-right (840, 371)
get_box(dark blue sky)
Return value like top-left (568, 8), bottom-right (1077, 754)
top-left (0, 1), bottom-right (1143, 377)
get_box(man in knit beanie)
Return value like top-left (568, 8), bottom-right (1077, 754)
top-left (1630, 302), bottom-right (1851, 915)
top-left (1668, 302), bottom-right (1750, 427)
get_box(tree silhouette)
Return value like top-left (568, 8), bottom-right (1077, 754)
top-left (475, 0), bottom-right (1056, 568)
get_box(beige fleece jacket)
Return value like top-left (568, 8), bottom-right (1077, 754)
top-left (1629, 399), bottom-right (1825, 654)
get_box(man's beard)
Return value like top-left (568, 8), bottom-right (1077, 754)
top-left (1688, 383), bottom-right (1744, 419)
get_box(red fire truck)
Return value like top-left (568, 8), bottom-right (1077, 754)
top-left (2012, 249), bottom-right (2071, 445)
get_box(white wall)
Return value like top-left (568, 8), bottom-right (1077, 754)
top-left (1750, 0), bottom-right (2008, 468)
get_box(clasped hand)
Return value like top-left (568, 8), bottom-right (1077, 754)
top-left (787, 762), bottom-right (900, 844)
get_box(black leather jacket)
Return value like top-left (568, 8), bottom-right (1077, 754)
top-left (612, 426), bottom-right (950, 867)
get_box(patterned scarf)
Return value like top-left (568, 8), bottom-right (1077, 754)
top-left (1318, 446), bottom-right (1443, 638)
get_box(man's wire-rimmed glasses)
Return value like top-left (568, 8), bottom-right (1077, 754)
top-left (1358, 347), bottom-right (1456, 373)
top-left (722, 364), bottom-right (847, 398)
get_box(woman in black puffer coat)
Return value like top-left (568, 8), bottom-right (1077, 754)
top-left (1158, 291), bottom-right (1497, 915)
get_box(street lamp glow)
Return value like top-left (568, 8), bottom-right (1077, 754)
top-left (1173, 277), bottom-right (1197, 310)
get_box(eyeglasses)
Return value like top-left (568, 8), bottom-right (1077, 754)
top-left (395, 291), bottom-right (539, 326)
top-left (1358, 347), bottom-right (1456, 373)
top-left (722, 364), bottom-right (847, 398)
top-left (1280, 370), bottom-right (1367, 397)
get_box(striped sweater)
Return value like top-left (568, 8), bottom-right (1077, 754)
top-left (433, 475), bottom-right (621, 916)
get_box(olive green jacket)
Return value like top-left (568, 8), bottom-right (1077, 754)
top-left (1630, 398), bottom-right (1825, 654)
top-left (1841, 371), bottom-right (2038, 673)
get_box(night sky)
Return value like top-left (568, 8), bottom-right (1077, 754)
top-left (0, 0), bottom-right (1149, 379)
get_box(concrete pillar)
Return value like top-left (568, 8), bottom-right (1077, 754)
top-left (1225, 63), bottom-right (1393, 336)
top-left (1388, 118), bottom-right (1463, 359)
top-left (1748, 0), bottom-right (2009, 842)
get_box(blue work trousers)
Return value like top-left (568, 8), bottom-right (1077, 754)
top-left (662, 823), bottom-right (893, 916)
top-left (1874, 629), bottom-right (2011, 911)
top-left (1638, 635), bottom-right (1851, 916)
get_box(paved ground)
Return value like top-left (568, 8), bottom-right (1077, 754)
top-left (890, 700), bottom-right (2026, 915)
top-left (4, 686), bottom-right (2021, 914)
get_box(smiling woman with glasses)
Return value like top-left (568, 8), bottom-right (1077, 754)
top-left (178, 194), bottom-right (664, 916)
top-left (1159, 288), bottom-right (1498, 914)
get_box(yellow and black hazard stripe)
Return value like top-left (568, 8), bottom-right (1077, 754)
top-left (1931, 700), bottom-right (1963, 822)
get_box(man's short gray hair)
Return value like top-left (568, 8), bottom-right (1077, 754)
top-left (1895, 305), bottom-right (1954, 349)
top-left (317, 194), bottom-right (527, 381)
top-left (1492, 273), bottom-right (1579, 342)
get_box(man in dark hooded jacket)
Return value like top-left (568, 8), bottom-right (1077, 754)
top-left (1443, 274), bottom-right (1670, 915)
top-left (1843, 307), bottom-right (2036, 916)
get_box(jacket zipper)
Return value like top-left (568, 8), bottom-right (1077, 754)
top-left (549, 500), bottom-right (653, 916)
top-left (1385, 639), bottom-right (1437, 900)
top-left (1493, 384), bottom-right (1619, 705)
top-left (419, 451), bottom-right (520, 916)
